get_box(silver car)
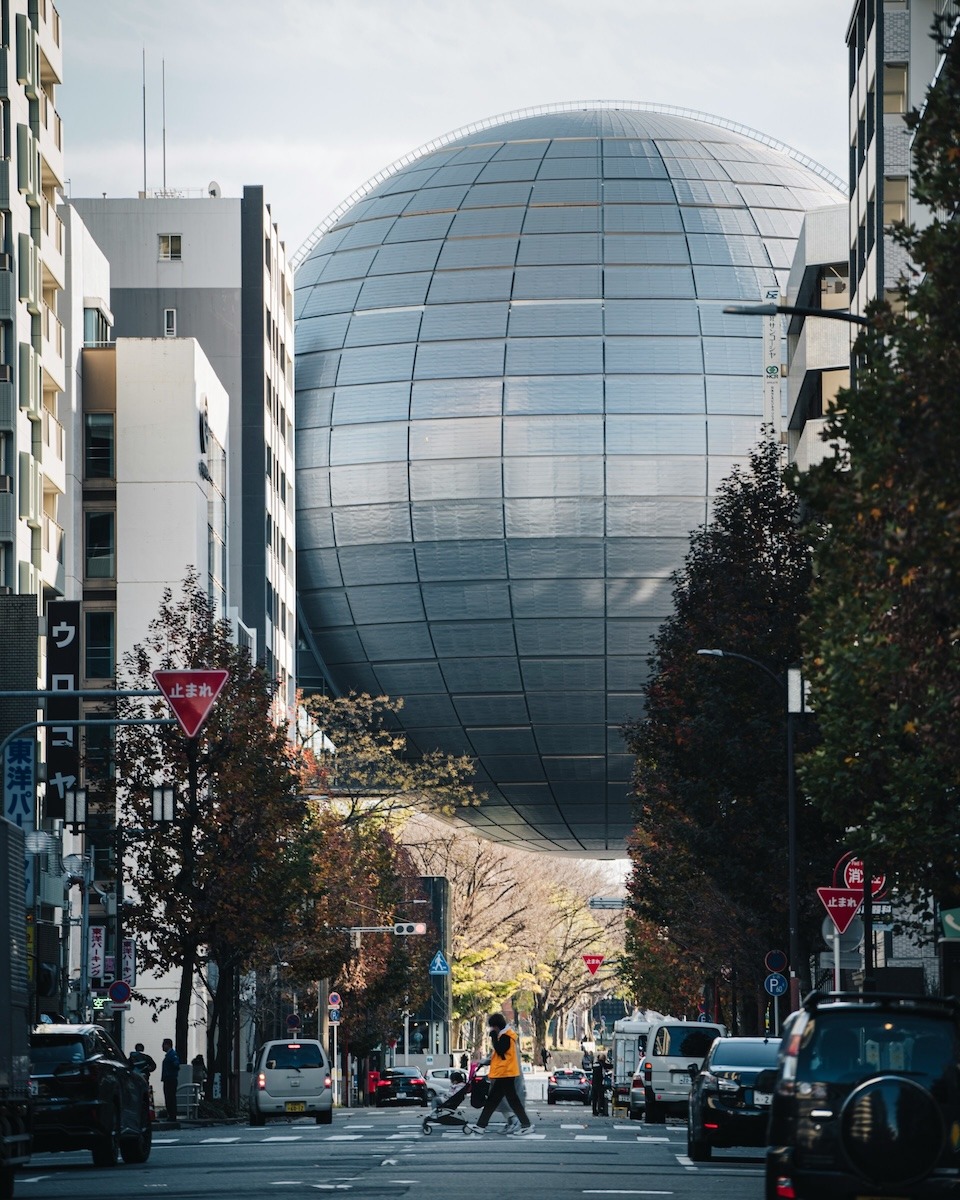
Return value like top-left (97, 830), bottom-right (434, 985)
top-left (248, 1039), bottom-right (333, 1126)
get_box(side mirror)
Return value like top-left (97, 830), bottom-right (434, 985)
top-left (687, 1063), bottom-right (700, 1079)
top-left (246, 1061), bottom-right (253, 1073)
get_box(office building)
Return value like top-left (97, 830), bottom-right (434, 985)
top-left (70, 189), bottom-right (296, 712)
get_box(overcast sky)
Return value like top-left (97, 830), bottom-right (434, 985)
top-left (59, 1), bottom-right (851, 257)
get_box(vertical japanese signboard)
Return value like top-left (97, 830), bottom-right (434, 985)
top-left (46, 600), bottom-right (81, 820)
top-left (761, 287), bottom-right (782, 438)
top-left (89, 925), bottom-right (106, 984)
top-left (3, 737), bottom-right (36, 907)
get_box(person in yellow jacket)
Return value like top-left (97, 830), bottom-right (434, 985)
top-left (468, 1012), bottom-right (533, 1135)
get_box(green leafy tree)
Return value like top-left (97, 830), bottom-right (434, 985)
top-left (623, 438), bottom-right (844, 1023)
top-left (112, 572), bottom-right (303, 1087)
top-left (794, 19), bottom-right (960, 911)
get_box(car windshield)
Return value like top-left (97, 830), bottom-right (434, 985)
top-left (655, 1026), bottom-right (723, 1057)
top-left (798, 1012), bottom-right (959, 1082)
top-left (264, 1044), bottom-right (324, 1069)
top-left (385, 1068), bottom-right (420, 1079)
top-left (710, 1040), bottom-right (779, 1068)
top-left (31, 1036), bottom-right (86, 1071)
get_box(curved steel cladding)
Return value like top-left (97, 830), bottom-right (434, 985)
top-left (294, 105), bottom-right (843, 854)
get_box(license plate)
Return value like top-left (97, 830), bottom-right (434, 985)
top-left (673, 1075), bottom-right (690, 1087)
top-left (284, 1101), bottom-right (305, 1112)
top-left (754, 1092), bottom-right (772, 1106)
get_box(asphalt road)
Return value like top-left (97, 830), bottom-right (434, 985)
top-left (17, 1107), bottom-right (767, 1200)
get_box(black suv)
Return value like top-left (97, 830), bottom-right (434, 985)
top-left (30, 1024), bottom-right (152, 1167)
top-left (766, 992), bottom-right (960, 1200)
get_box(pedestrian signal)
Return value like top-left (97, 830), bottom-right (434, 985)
top-left (393, 922), bottom-right (427, 935)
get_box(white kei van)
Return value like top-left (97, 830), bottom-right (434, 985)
top-left (641, 1020), bottom-right (727, 1122)
top-left (248, 1038), bottom-right (333, 1126)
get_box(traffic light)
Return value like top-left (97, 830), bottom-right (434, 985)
top-left (393, 922), bottom-right (427, 935)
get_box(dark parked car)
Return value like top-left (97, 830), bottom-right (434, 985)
top-left (375, 1067), bottom-right (429, 1106)
top-left (687, 1035), bottom-right (779, 1160)
top-left (767, 992), bottom-right (960, 1200)
top-left (29, 1024), bottom-right (152, 1166)
top-left (547, 1068), bottom-right (591, 1105)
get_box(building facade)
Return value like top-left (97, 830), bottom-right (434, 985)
top-left (0, 0), bottom-right (65, 604)
top-left (69, 189), bottom-right (296, 711)
top-left (294, 103), bottom-right (844, 854)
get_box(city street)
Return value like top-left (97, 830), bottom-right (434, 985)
top-left (18, 1106), bottom-right (765, 1200)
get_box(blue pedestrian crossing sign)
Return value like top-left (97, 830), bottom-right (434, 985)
top-left (428, 950), bottom-right (451, 975)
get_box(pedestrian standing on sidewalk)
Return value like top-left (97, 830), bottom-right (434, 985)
top-left (469, 1012), bottom-right (532, 1136)
top-left (161, 1038), bottom-right (180, 1121)
top-left (591, 1053), bottom-right (609, 1115)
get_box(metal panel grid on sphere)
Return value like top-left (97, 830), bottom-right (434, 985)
top-left (294, 104), bottom-right (843, 854)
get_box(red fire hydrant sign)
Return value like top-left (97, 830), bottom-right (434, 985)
top-left (582, 954), bottom-right (605, 976)
top-left (153, 669), bottom-right (230, 738)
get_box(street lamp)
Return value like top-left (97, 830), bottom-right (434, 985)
top-left (696, 648), bottom-right (807, 1011)
top-left (722, 302), bottom-right (871, 326)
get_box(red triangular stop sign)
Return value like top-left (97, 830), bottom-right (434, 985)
top-left (817, 887), bottom-right (863, 935)
top-left (583, 954), bottom-right (605, 976)
top-left (153, 669), bottom-right (230, 738)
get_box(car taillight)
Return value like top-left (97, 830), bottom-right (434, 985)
top-left (548, 1074), bottom-right (556, 1083)
top-left (643, 1060), bottom-right (651, 1082)
top-left (631, 1075), bottom-right (643, 1088)
top-left (324, 1075), bottom-right (331, 1090)
top-left (775, 1176), bottom-right (795, 1199)
top-left (411, 1077), bottom-right (425, 1086)
top-left (377, 1080), bottom-right (391, 1088)
top-left (256, 1071), bottom-right (267, 1090)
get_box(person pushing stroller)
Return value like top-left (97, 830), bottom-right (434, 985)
top-left (468, 1012), bottom-right (533, 1136)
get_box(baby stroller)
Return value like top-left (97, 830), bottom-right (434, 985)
top-left (422, 1070), bottom-right (475, 1135)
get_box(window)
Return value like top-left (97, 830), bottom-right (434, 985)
top-left (84, 511), bottom-right (115, 578)
top-left (163, 308), bottom-right (176, 337)
top-left (884, 177), bottom-right (908, 225)
top-left (158, 233), bottom-right (181, 261)
top-left (82, 307), bottom-right (110, 347)
top-left (84, 610), bottom-right (115, 679)
top-left (883, 65), bottom-right (908, 114)
top-left (84, 412), bottom-right (114, 479)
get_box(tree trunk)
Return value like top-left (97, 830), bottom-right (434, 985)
top-left (176, 941), bottom-right (197, 1060)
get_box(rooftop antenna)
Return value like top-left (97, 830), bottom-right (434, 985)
top-left (162, 58), bottom-right (167, 191)
top-left (141, 48), bottom-right (147, 196)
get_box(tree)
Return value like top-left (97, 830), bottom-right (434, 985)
top-left (112, 572), bottom-right (303, 1087)
top-left (622, 437), bottom-right (844, 1024)
top-left (299, 692), bottom-right (478, 822)
top-left (794, 19), bottom-right (960, 911)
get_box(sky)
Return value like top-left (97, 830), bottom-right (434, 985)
top-left (59, 0), bottom-right (852, 260)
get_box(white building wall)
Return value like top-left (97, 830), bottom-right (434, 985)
top-left (114, 338), bottom-right (228, 655)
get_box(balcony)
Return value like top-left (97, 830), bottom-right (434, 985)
top-left (31, 0), bottom-right (62, 87)
top-left (40, 511), bottom-right (64, 591)
top-left (40, 195), bottom-right (64, 287)
top-left (40, 302), bottom-right (65, 393)
top-left (40, 405), bottom-right (64, 494)
top-left (36, 89), bottom-right (63, 189)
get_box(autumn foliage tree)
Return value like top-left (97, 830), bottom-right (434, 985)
top-left (112, 573), bottom-right (303, 1084)
top-left (794, 19), bottom-right (960, 912)
top-left (622, 438), bottom-right (844, 1026)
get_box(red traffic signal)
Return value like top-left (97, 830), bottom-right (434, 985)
top-left (393, 922), bottom-right (427, 935)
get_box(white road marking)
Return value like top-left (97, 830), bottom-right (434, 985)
top-left (202, 1136), bottom-right (241, 1143)
top-left (263, 1135), bottom-right (303, 1141)
top-left (575, 1134), bottom-right (608, 1141)
top-left (151, 1138), bottom-right (180, 1144)
top-left (561, 1123), bottom-right (585, 1128)
top-left (675, 1154), bottom-right (697, 1171)
top-left (635, 1137), bottom-right (670, 1142)
top-left (386, 1132), bottom-right (420, 1139)
top-left (325, 1134), bottom-right (364, 1140)
top-left (583, 1192), bottom-right (673, 1196)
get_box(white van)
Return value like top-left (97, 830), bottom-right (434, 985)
top-left (611, 1011), bottom-right (664, 1119)
top-left (248, 1038), bottom-right (333, 1126)
top-left (641, 1020), bottom-right (727, 1122)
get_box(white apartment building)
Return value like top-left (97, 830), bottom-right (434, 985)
top-left (0, 0), bottom-right (65, 602)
